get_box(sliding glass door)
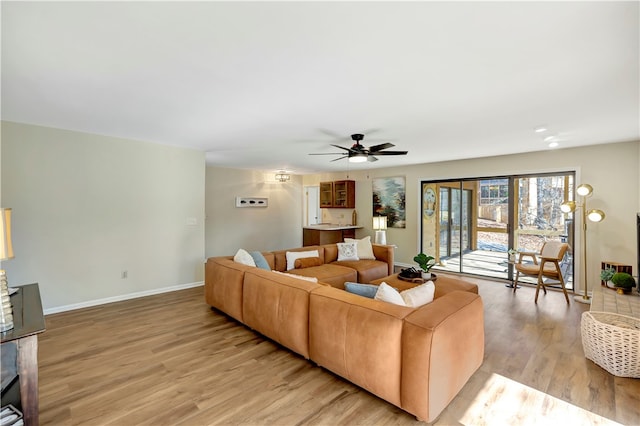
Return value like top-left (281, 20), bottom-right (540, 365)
top-left (438, 186), bottom-right (471, 260)
top-left (421, 172), bottom-right (574, 288)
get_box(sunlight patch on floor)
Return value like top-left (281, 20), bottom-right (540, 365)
top-left (456, 373), bottom-right (621, 426)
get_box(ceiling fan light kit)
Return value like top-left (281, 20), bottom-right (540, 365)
top-left (349, 154), bottom-right (368, 163)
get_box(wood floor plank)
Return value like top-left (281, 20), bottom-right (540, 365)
top-left (37, 278), bottom-right (639, 425)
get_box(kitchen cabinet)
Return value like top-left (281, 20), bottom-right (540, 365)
top-left (303, 225), bottom-right (360, 246)
top-left (319, 180), bottom-right (355, 208)
top-left (320, 182), bottom-right (333, 208)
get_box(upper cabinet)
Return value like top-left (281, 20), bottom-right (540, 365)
top-left (320, 180), bottom-right (355, 208)
top-left (320, 182), bottom-right (334, 207)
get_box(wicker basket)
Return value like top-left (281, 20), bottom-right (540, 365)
top-left (581, 311), bottom-right (640, 378)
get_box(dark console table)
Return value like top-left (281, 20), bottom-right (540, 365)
top-left (1, 283), bottom-right (46, 426)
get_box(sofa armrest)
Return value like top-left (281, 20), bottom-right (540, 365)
top-left (400, 291), bottom-right (484, 422)
top-left (372, 244), bottom-right (395, 276)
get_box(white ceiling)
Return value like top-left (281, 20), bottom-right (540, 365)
top-left (2, 1), bottom-right (638, 174)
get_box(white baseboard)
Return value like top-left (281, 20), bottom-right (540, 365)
top-left (44, 281), bottom-right (204, 315)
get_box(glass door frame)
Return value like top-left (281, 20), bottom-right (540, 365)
top-left (420, 171), bottom-right (575, 288)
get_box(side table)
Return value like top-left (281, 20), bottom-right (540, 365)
top-left (1, 284), bottom-right (46, 426)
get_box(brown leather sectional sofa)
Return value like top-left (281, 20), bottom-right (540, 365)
top-left (204, 245), bottom-right (484, 422)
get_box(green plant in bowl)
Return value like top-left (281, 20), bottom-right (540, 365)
top-left (611, 272), bottom-right (636, 294)
top-left (413, 253), bottom-right (436, 273)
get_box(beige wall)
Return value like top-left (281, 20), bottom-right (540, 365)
top-left (1, 122), bottom-right (205, 312)
top-left (205, 166), bottom-right (303, 256)
top-left (304, 141), bottom-right (640, 294)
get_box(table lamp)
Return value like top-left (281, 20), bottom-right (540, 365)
top-left (373, 216), bottom-right (387, 245)
top-left (0, 208), bottom-right (15, 332)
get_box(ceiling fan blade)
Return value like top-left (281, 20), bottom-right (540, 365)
top-left (367, 155), bottom-right (379, 162)
top-left (309, 153), bottom-right (345, 155)
top-left (368, 142), bottom-right (395, 152)
top-left (330, 144), bottom-right (353, 152)
top-left (318, 129), bottom-right (351, 141)
top-left (373, 150), bottom-right (408, 156)
top-left (330, 156), bottom-right (348, 162)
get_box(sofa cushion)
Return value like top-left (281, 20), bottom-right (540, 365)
top-left (273, 270), bottom-right (318, 283)
top-left (294, 257), bottom-right (323, 269)
top-left (288, 264), bottom-right (356, 289)
top-left (344, 282), bottom-right (379, 299)
top-left (233, 248), bottom-right (256, 267)
top-left (337, 242), bottom-right (359, 261)
top-left (331, 259), bottom-right (390, 284)
top-left (286, 250), bottom-right (319, 270)
top-left (243, 269), bottom-right (320, 359)
top-left (345, 236), bottom-right (375, 260)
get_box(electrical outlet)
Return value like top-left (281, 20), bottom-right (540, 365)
top-left (121, 271), bottom-right (128, 279)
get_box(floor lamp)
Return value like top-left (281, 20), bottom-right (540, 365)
top-left (373, 216), bottom-right (387, 245)
top-left (560, 184), bottom-right (605, 304)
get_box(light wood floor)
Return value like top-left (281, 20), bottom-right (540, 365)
top-left (38, 277), bottom-right (640, 425)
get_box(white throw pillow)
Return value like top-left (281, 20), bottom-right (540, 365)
top-left (285, 250), bottom-right (319, 271)
top-left (344, 236), bottom-right (375, 260)
top-left (272, 270), bottom-right (318, 283)
top-left (374, 282), bottom-right (407, 306)
top-left (400, 281), bottom-right (435, 308)
top-left (337, 242), bottom-right (359, 261)
top-left (233, 248), bottom-right (256, 267)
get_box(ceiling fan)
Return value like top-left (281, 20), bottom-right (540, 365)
top-left (310, 133), bottom-right (408, 163)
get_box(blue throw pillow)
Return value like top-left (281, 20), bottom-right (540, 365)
top-left (250, 251), bottom-right (270, 271)
top-left (344, 282), bottom-right (379, 299)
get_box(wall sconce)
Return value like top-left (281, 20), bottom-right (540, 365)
top-left (275, 171), bottom-right (291, 182)
top-left (0, 208), bottom-right (15, 332)
top-left (373, 216), bottom-right (387, 245)
top-left (560, 183), bottom-right (605, 304)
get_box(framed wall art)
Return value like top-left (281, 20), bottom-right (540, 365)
top-left (372, 176), bottom-right (406, 228)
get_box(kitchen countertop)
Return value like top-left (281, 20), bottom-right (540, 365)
top-left (303, 224), bottom-right (363, 230)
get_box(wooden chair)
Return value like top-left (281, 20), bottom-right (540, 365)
top-left (513, 241), bottom-right (570, 304)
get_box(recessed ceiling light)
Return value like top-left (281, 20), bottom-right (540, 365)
top-left (544, 135), bottom-right (557, 142)
top-left (534, 126), bottom-right (548, 133)
top-left (548, 141), bottom-right (559, 148)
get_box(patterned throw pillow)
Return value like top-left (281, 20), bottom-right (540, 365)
top-left (337, 242), bottom-right (359, 261)
top-left (344, 236), bottom-right (375, 260)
